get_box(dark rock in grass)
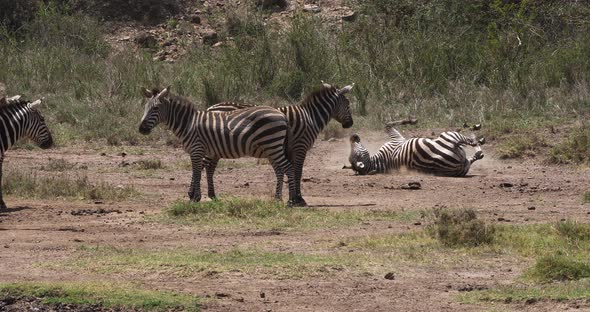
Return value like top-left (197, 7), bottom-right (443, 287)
top-left (384, 272), bottom-right (395, 280)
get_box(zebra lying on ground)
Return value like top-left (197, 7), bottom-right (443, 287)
top-left (138, 87), bottom-right (299, 205)
top-left (346, 125), bottom-right (484, 177)
top-left (207, 83), bottom-right (355, 206)
top-left (0, 95), bottom-right (53, 210)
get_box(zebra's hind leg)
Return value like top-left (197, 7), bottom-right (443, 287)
top-left (291, 151), bottom-right (308, 207)
top-left (0, 157), bottom-right (5, 210)
top-left (205, 157), bottom-right (219, 200)
top-left (470, 145), bottom-right (485, 164)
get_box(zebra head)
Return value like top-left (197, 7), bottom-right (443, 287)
top-left (348, 134), bottom-right (371, 175)
top-left (139, 86), bottom-right (170, 135)
top-left (333, 84), bottom-right (354, 129)
top-left (25, 98), bottom-right (53, 149)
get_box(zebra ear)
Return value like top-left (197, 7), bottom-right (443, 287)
top-left (338, 83), bottom-right (354, 94)
top-left (321, 80), bottom-right (331, 88)
top-left (156, 86), bottom-right (170, 99)
top-left (142, 88), bottom-right (154, 98)
top-left (28, 98), bottom-right (44, 109)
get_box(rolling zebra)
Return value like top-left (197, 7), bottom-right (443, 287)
top-left (138, 87), bottom-right (298, 205)
top-left (207, 83), bottom-right (354, 206)
top-left (347, 125), bottom-right (484, 177)
top-left (0, 95), bottom-right (53, 210)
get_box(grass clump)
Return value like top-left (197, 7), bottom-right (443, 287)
top-left (584, 192), bottom-right (590, 204)
top-left (547, 125), bottom-right (590, 165)
top-left (162, 197), bottom-right (413, 231)
top-left (428, 208), bottom-right (495, 247)
top-left (40, 158), bottom-right (77, 171)
top-left (496, 132), bottom-right (546, 159)
top-left (0, 281), bottom-right (199, 311)
top-left (57, 246), bottom-right (355, 279)
top-left (460, 279), bottom-right (590, 304)
top-left (554, 219), bottom-right (590, 242)
top-left (526, 254), bottom-right (590, 282)
top-left (134, 159), bottom-right (163, 170)
top-left (3, 170), bottom-right (137, 200)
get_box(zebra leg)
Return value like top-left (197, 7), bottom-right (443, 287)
top-left (0, 156), bottom-right (5, 210)
top-left (188, 152), bottom-right (204, 202)
top-left (205, 157), bottom-right (219, 199)
top-left (292, 159), bottom-right (307, 206)
top-left (470, 145), bottom-right (485, 164)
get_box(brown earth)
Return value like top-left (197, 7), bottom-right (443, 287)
top-left (0, 129), bottom-right (589, 312)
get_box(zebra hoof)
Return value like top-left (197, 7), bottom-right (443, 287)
top-left (474, 151), bottom-right (484, 160)
top-left (288, 198), bottom-right (307, 207)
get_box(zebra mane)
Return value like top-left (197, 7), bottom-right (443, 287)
top-left (0, 95), bottom-right (30, 109)
top-left (300, 86), bottom-right (338, 107)
top-left (157, 90), bottom-right (200, 112)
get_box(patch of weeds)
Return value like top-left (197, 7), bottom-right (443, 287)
top-left (525, 254), bottom-right (590, 282)
top-left (3, 170), bottom-right (138, 200)
top-left (460, 279), bottom-right (590, 304)
top-left (496, 132), bottom-right (546, 159)
top-left (322, 121), bottom-right (346, 140)
top-left (0, 281), bottom-right (200, 311)
top-left (134, 159), bottom-right (163, 170)
top-left (584, 192), bottom-right (590, 204)
top-left (40, 158), bottom-right (77, 172)
top-left (427, 208), bottom-right (495, 247)
top-left (56, 246), bottom-right (357, 279)
top-left (547, 125), bottom-right (590, 165)
top-left (160, 197), bottom-right (412, 231)
top-left (554, 219), bottom-right (590, 241)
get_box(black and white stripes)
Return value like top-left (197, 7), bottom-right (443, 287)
top-left (139, 87), bottom-right (298, 204)
top-left (0, 95), bottom-right (53, 209)
top-left (207, 84), bottom-right (354, 206)
top-left (348, 126), bottom-right (484, 177)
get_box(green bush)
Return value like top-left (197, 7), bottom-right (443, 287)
top-left (554, 220), bottom-right (590, 241)
top-left (428, 208), bottom-right (495, 247)
top-left (548, 125), bottom-right (590, 165)
top-left (496, 133), bottom-right (546, 159)
top-left (527, 254), bottom-right (590, 282)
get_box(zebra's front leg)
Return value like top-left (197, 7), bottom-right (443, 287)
top-left (188, 152), bottom-right (204, 202)
top-left (0, 157), bottom-right (5, 210)
top-left (205, 156), bottom-right (219, 200)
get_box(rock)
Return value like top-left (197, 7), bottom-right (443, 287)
top-left (528, 206), bottom-right (536, 210)
top-left (202, 29), bottom-right (218, 45)
top-left (190, 14), bottom-right (201, 24)
top-left (135, 33), bottom-right (158, 49)
top-left (384, 272), bottom-right (395, 280)
top-left (259, 291), bottom-right (265, 298)
top-left (303, 4), bottom-right (320, 13)
top-left (499, 182), bottom-right (513, 188)
top-left (401, 182), bottom-right (421, 190)
top-left (341, 8), bottom-right (356, 21)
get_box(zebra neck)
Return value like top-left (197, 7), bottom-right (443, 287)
top-left (0, 104), bottom-right (31, 152)
top-left (160, 98), bottom-right (197, 137)
top-left (288, 96), bottom-right (335, 132)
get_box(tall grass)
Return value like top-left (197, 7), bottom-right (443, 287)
top-left (1, 1), bottom-right (589, 145)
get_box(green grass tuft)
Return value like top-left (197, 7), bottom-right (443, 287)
top-left (554, 220), bottom-right (590, 241)
top-left (39, 158), bottom-right (77, 172)
top-left (548, 125), bottom-right (590, 165)
top-left (0, 281), bottom-right (199, 311)
top-left (162, 197), bottom-right (414, 231)
top-left (55, 246), bottom-right (358, 279)
top-left (526, 254), bottom-right (590, 282)
top-left (496, 132), bottom-right (546, 159)
top-left (460, 279), bottom-right (590, 304)
top-left (584, 192), bottom-right (590, 204)
top-left (3, 170), bottom-right (138, 200)
top-left (133, 159), bottom-right (163, 170)
top-left (427, 208), bottom-right (495, 247)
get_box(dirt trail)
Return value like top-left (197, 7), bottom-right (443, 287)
top-left (0, 130), bottom-right (588, 311)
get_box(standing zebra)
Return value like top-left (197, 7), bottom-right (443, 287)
top-left (207, 83), bottom-right (354, 206)
top-left (347, 125), bottom-right (484, 177)
top-left (0, 95), bottom-right (53, 210)
top-left (138, 87), bottom-right (298, 205)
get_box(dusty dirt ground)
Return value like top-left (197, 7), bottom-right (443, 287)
top-left (0, 129), bottom-right (589, 312)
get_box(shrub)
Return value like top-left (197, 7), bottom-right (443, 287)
top-left (527, 254), bottom-right (590, 282)
top-left (428, 208), bottom-right (495, 247)
top-left (496, 133), bottom-right (546, 159)
top-left (547, 125), bottom-right (590, 165)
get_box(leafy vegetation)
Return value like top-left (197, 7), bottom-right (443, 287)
top-left (526, 254), bottom-right (590, 282)
top-left (0, 281), bottom-right (200, 311)
top-left (548, 124), bottom-right (590, 165)
top-left (0, 1), bottom-right (589, 145)
top-left (496, 132), bottom-right (546, 159)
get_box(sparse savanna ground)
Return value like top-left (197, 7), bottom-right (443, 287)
top-left (0, 129), bottom-right (589, 312)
